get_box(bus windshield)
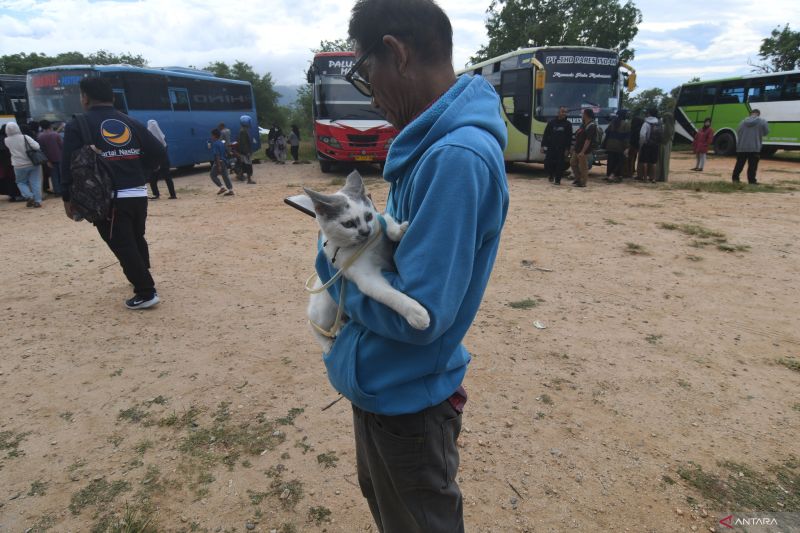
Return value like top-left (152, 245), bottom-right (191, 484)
top-left (315, 76), bottom-right (384, 121)
top-left (539, 80), bottom-right (619, 120)
top-left (27, 70), bottom-right (92, 122)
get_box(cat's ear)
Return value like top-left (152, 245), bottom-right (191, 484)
top-left (342, 170), bottom-right (366, 198)
top-left (303, 188), bottom-right (347, 217)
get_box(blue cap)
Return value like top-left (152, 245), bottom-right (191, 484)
top-left (240, 115), bottom-right (252, 126)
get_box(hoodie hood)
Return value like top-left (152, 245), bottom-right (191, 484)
top-left (645, 116), bottom-right (660, 125)
top-left (742, 116), bottom-right (763, 127)
top-left (383, 75), bottom-right (506, 182)
top-left (4, 122), bottom-right (21, 136)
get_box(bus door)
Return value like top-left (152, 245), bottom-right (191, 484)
top-left (168, 88), bottom-right (194, 166)
top-left (500, 68), bottom-right (533, 161)
top-left (112, 89), bottom-right (128, 114)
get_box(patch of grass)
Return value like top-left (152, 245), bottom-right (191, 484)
top-left (667, 181), bottom-right (788, 193)
top-left (317, 451), bottom-right (339, 469)
top-left (108, 434), bottom-right (124, 448)
top-left (662, 475), bottom-right (676, 485)
top-left (28, 513), bottom-right (56, 532)
top-left (60, 411), bottom-right (75, 422)
top-left (91, 502), bottom-right (157, 533)
top-left (508, 298), bottom-right (543, 310)
top-left (68, 459), bottom-right (88, 473)
top-left (717, 243), bottom-right (751, 253)
top-left (792, 403), bottom-right (800, 412)
top-left (0, 430), bottom-right (29, 458)
top-left (145, 396), bottom-right (168, 406)
top-left (198, 471), bottom-right (215, 485)
top-left (308, 506), bottom-right (332, 525)
top-left (686, 255), bottom-right (703, 262)
top-left (295, 438), bottom-right (313, 455)
top-left (778, 358), bottom-right (800, 373)
top-left (279, 524), bottom-right (298, 533)
top-left (248, 489), bottom-right (269, 505)
top-left (69, 479), bottom-right (132, 515)
top-left (118, 406), bottom-right (150, 424)
top-left (270, 478), bottom-right (305, 510)
top-left (538, 394), bottom-right (554, 406)
top-left (535, 412), bottom-right (546, 420)
top-left (677, 379), bottom-right (691, 389)
top-left (658, 222), bottom-right (726, 240)
top-left (28, 479), bottom-right (48, 496)
top-left (677, 459), bottom-right (800, 512)
top-left (110, 368), bottom-right (123, 377)
top-left (134, 440), bottom-right (154, 455)
top-left (604, 219), bottom-right (623, 225)
top-left (277, 407), bottom-right (305, 426)
top-left (646, 334), bottom-right (663, 345)
top-left (625, 242), bottom-right (650, 255)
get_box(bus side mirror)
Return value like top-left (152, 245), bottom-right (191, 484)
top-left (306, 67), bottom-right (315, 84)
top-left (535, 70), bottom-right (545, 90)
top-left (627, 73), bottom-right (637, 92)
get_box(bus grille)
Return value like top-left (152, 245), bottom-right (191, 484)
top-left (347, 134), bottom-right (379, 147)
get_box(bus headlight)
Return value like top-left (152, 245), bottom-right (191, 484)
top-left (384, 137), bottom-right (395, 150)
top-left (320, 136), bottom-right (342, 149)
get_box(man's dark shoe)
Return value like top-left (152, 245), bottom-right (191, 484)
top-left (573, 182), bottom-right (586, 187)
top-left (732, 178), bottom-right (741, 183)
top-left (748, 181), bottom-right (758, 185)
top-left (125, 293), bottom-right (160, 310)
top-left (26, 198), bottom-right (35, 207)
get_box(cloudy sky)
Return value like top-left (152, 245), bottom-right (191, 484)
top-left (1, 0), bottom-right (798, 94)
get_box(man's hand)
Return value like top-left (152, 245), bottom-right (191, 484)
top-left (63, 201), bottom-right (75, 220)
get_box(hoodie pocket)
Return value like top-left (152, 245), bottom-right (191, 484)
top-left (323, 324), bottom-right (377, 411)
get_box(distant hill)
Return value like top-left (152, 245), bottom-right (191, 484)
top-left (275, 85), bottom-right (303, 107)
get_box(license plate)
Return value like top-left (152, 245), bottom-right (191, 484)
top-left (354, 155), bottom-right (373, 161)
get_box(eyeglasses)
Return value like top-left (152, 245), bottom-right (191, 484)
top-left (345, 39), bottom-right (381, 98)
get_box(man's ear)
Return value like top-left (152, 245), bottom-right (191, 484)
top-left (382, 35), bottom-right (410, 76)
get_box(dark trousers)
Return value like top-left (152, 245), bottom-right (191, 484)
top-left (607, 151), bottom-right (625, 177)
top-left (149, 168), bottom-right (176, 198)
top-left (353, 401), bottom-right (464, 533)
top-left (290, 145), bottom-right (299, 161)
top-left (732, 152), bottom-right (760, 183)
top-left (94, 197), bottom-right (155, 299)
top-left (544, 148), bottom-right (567, 182)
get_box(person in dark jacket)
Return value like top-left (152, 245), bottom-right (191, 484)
top-left (625, 113), bottom-right (644, 179)
top-left (61, 77), bottom-right (167, 310)
top-left (732, 109), bottom-right (769, 185)
top-left (237, 115), bottom-right (255, 184)
top-left (38, 120), bottom-right (64, 196)
top-left (602, 109), bottom-right (630, 182)
top-left (541, 106), bottom-right (572, 185)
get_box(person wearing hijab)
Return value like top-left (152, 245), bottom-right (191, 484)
top-left (3, 122), bottom-right (44, 207)
top-left (146, 120), bottom-right (176, 199)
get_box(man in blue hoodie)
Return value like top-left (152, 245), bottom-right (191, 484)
top-left (314, 1), bottom-right (508, 531)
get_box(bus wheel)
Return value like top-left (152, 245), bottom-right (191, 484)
top-left (713, 132), bottom-right (736, 156)
top-left (761, 146), bottom-right (778, 157)
top-left (319, 160), bottom-right (332, 173)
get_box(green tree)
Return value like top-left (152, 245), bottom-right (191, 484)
top-left (0, 50), bottom-right (145, 74)
top-left (316, 39), bottom-right (351, 53)
top-left (205, 60), bottom-right (283, 127)
top-left (756, 24), bottom-right (800, 72)
top-left (472, 0), bottom-right (642, 64)
top-left (626, 87), bottom-right (673, 116)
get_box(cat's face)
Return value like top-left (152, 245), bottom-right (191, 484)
top-left (304, 171), bottom-right (378, 246)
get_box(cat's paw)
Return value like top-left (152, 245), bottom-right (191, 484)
top-left (404, 302), bottom-right (430, 330)
top-left (397, 221), bottom-right (409, 237)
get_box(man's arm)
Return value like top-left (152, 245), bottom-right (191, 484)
top-left (132, 120), bottom-right (166, 170)
top-left (60, 120), bottom-right (82, 203)
top-left (315, 146), bottom-right (505, 345)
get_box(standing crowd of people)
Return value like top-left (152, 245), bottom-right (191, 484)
top-left (540, 105), bottom-right (769, 186)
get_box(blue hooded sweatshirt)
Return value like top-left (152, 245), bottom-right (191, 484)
top-left (314, 75), bottom-right (509, 415)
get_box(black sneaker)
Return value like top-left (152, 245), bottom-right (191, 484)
top-left (125, 293), bottom-right (160, 310)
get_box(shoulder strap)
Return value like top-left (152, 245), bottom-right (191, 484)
top-left (74, 114), bottom-right (93, 146)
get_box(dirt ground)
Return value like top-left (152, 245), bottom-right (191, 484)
top-left (1, 151), bottom-right (799, 533)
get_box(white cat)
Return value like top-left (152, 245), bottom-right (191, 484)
top-left (304, 171), bottom-right (430, 353)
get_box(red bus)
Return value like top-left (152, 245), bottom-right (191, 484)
top-left (307, 52), bottom-right (396, 173)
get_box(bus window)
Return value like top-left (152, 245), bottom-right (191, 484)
top-left (169, 88), bottom-right (190, 111)
top-left (501, 57), bottom-right (518, 71)
top-left (749, 76), bottom-right (784, 102)
top-left (701, 85), bottom-right (717, 105)
top-left (718, 83), bottom-right (745, 104)
top-left (785, 75), bottom-right (800, 100)
top-left (122, 73), bottom-right (170, 110)
top-left (473, 68), bottom-right (481, 76)
top-left (677, 85), bottom-right (702, 106)
top-left (113, 90), bottom-right (128, 113)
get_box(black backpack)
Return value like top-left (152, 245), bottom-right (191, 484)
top-left (69, 114), bottom-right (115, 223)
top-left (647, 121), bottom-right (664, 146)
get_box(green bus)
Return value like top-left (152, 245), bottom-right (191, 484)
top-left (458, 46), bottom-right (636, 164)
top-left (675, 70), bottom-right (800, 155)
